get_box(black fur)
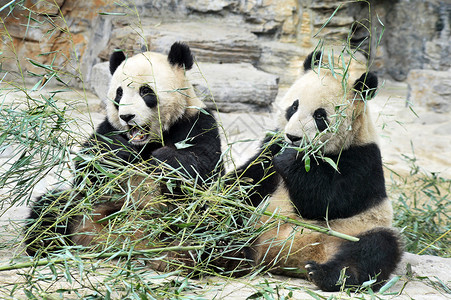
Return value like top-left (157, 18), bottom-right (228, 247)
top-left (273, 143), bottom-right (387, 220)
top-left (313, 108), bottom-right (328, 132)
top-left (168, 42), bottom-right (194, 70)
top-left (109, 50), bottom-right (126, 75)
top-left (238, 140), bottom-right (386, 220)
top-left (235, 135), bottom-right (282, 207)
top-left (139, 85), bottom-right (158, 108)
top-left (303, 51), bottom-right (323, 72)
top-left (24, 191), bottom-right (77, 256)
top-left (113, 87), bottom-right (123, 109)
top-left (285, 99), bottom-right (298, 121)
top-left (353, 72), bottom-right (378, 100)
top-left (306, 228), bottom-right (403, 291)
top-left (286, 134), bottom-right (301, 144)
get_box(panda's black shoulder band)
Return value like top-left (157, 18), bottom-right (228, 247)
top-left (109, 50), bottom-right (126, 75)
top-left (353, 72), bottom-right (378, 100)
top-left (168, 42), bottom-right (194, 70)
top-left (303, 51), bottom-right (322, 72)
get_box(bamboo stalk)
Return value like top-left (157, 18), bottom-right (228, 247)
top-left (259, 210), bottom-right (359, 242)
top-left (0, 245), bottom-right (203, 272)
top-left (187, 188), bottom-right (360, 243)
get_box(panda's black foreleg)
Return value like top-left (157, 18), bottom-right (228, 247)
top-left (305, 227), bottom-right (402, 292)
top-left (234, 135), bottom-right (283, 207)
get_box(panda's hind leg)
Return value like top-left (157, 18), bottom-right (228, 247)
top-left (306, 227), bottom-right (402, 292)
top-left (24, 191), bottom-right (77, 256)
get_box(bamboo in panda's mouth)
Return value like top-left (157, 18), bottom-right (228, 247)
top-left (127, 126), bottom-right (151, 143)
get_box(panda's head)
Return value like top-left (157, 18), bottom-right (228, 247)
top-left (106, 42), bottom-right (204, 145)
top-left (278, 51), bottom-right (379, 154)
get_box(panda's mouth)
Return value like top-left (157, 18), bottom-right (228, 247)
top-left (127, 126), bottom-right (151, 144)
top-left (288, 140), bottom-right (301, 147)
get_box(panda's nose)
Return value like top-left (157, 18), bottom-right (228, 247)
top-left (286, 134), bottom-right (301, 143)
top-left (120, 114), bottom-right (135, 123)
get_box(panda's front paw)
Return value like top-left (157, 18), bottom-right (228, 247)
top-left (116, 149), bottom-right (139, 163)
top-left (152, 146), bottom-right (175, 162)
top-left (273, 148), bottom-right (298, 174)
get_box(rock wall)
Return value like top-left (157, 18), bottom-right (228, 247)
top-left (383, 0), bottom-right (451, 81)
top-left (1, 0), bottom-right (450, 112)
top-left (0, 0), bottom-right (116, 86)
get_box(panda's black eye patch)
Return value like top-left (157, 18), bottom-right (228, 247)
top-left (114, 87), bottom-right (123, 109)
top-left (139, 85), bottom-right (157, 108)
top-left (285, 99), bottom-right (299, 121)
top-left (313, 108), bottom-right (328, 131)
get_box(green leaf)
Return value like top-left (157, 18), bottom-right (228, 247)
top-left (0, 132), bottom-right (7, 145)
top-left (0, 0), bottom-right (15, 13)
top-left (98, 12), bottom-right (127, 16)
top-left (361, 278), bottom-right (376, 288)
top-left (313, 4), bottom-right (341, 38)
top-left (323, 157), bottom-right (338, 171)
top-left (92, 161), bottom-right (116, 178)
top-left (187, 106), bottom-right (211, 115)
top-left (304, 289), bottom-right (323, 300)
top-left (304, 156), bottom-right (311, 172)
top-left (379, 275), bottom-right (401, 294)
top-left (175, 141), bottom-right (194, 149)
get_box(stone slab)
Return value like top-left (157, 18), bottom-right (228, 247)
top-left (189, 62), bottom-right (279, 112)
top-left (407, 69), bottom-right (451, 113)
top-left (100, 20), bottom-right (262, 66)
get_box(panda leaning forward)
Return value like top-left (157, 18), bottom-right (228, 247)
top-left (24, 42), bottom-right (222, 263)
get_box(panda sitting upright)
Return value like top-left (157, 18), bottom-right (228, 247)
top-left (24, 42), bottom-right (222, 255)
top-left (238, 51), bottom-right (403, 291)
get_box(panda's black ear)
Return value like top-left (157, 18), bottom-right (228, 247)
top-left (109, 50), bottom-right (126, 75)
top-left (303, 51), bottom-right (322, 72)
top-left (353, 72), bottom-right (378, 100)
top-left (168, 42), bottom-right (194, 70)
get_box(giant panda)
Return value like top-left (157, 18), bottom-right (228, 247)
top-left (24, 42), bottom-right (222, 257)
top-left (237, 51), bottom-right (403, 291)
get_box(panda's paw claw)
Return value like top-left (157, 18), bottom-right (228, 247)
top-left (305, 261), bottom-right (322, 282)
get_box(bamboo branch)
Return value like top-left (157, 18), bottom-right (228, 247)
top-left (0, 245), bottom-right (203, 272)
top-left (186, 187), bottom-right (360, 243)
top-left (259, 209), bottom-right (359, 242)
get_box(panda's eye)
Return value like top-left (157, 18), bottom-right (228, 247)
top-left (139, 85), bottom-right (157, 108)
top-left (114, 87), bottom-right (123, 109)
top-left (313, 108), bottom-right (328, 131)
top-left (285, 99), bottom-right (299, 121)
top-left (139, 85), bottom-right (153, 97)
top-left (292, 100), bottom-right (299, 111)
